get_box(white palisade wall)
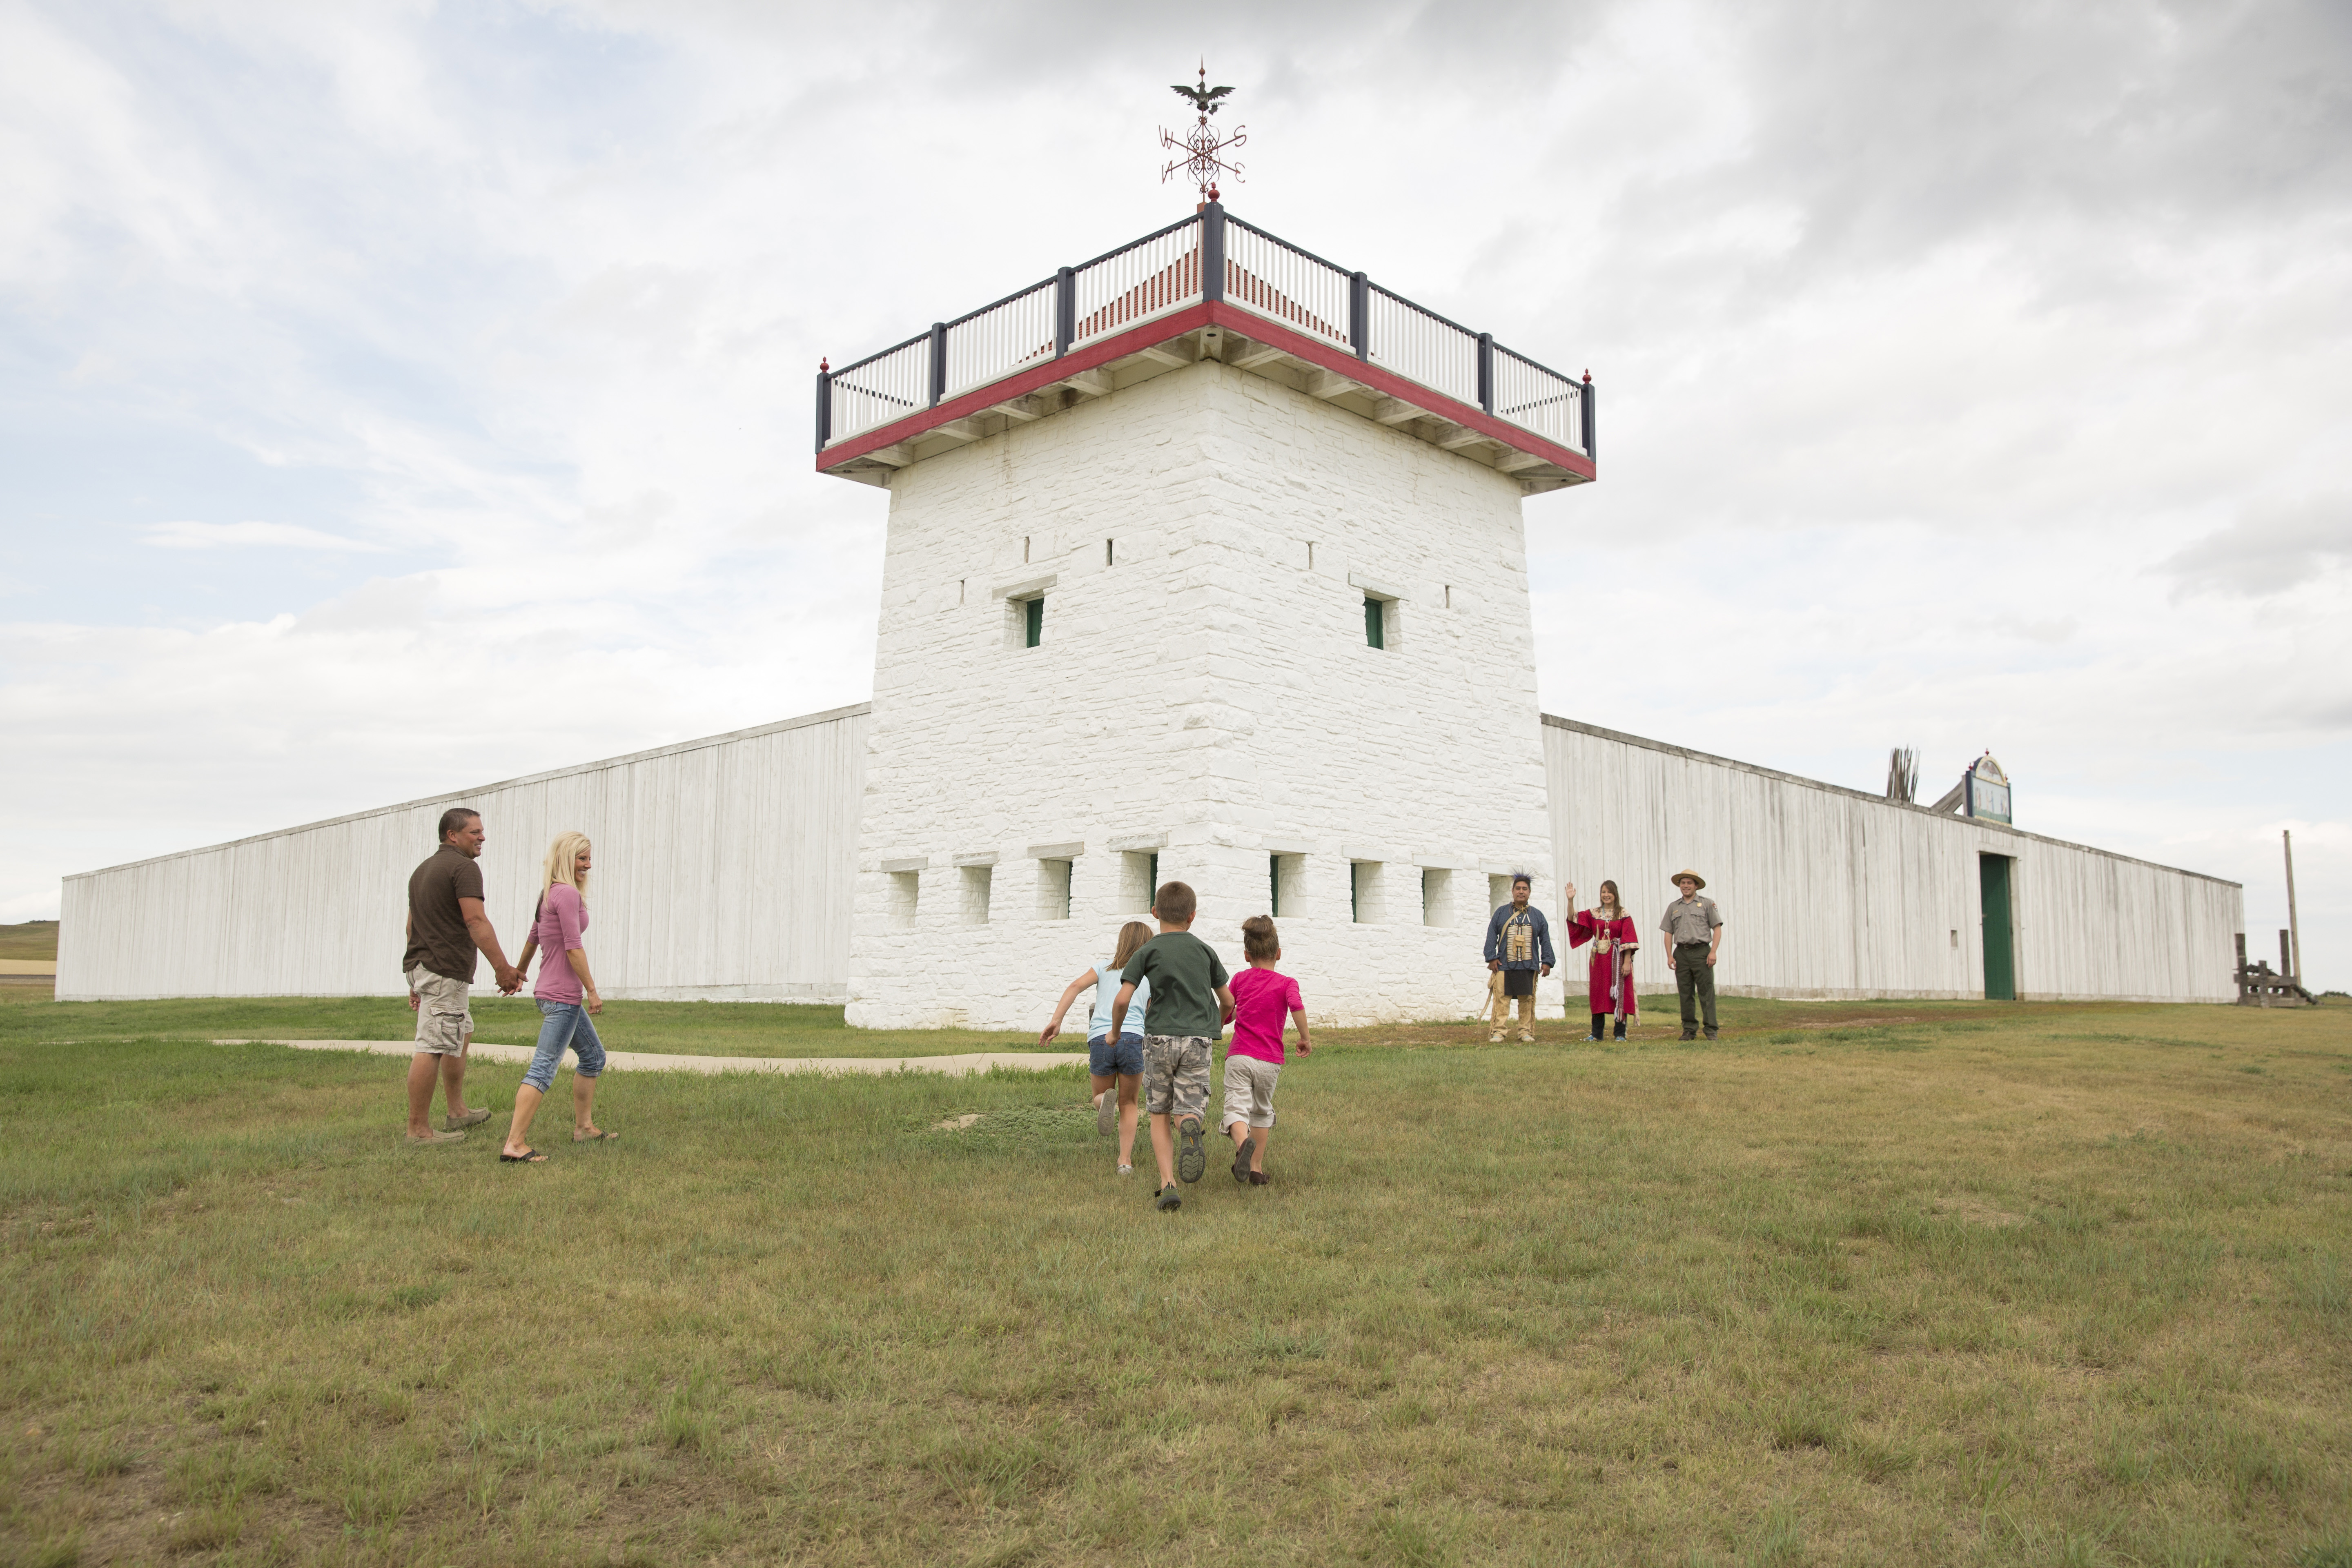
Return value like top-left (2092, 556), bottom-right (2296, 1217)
top-left (1544, 717), bottom-right (2241, 1004)
top-left (58, 707), bottom-right (867, 1002)
top-left (846, 359), bottom-right (1555, 1031)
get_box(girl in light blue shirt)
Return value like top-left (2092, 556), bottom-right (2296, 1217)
top-left (1039, 920), bottom-right (1154, 1176)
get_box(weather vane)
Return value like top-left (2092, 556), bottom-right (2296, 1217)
top-left (1160, 60), bottom-right (1245, 207)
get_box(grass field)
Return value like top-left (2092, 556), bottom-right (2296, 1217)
top-left (0, 921), bottom-right (57, 962)
top-left (2, 996), bottom-right (2347, 1566)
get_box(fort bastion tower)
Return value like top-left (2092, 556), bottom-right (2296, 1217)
top-left (817, 201), bottom-right (1595, 1029)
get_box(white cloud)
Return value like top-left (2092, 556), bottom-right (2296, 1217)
top-left (3, 0), bottom-right (2350, 991)
top-left (142, 520), bottom-right (389, 551)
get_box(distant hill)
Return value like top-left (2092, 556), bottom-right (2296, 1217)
top-left (0, 921), bottom-right (59, 962)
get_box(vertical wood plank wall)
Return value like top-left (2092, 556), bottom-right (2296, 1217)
top-left (55, 702), bottom-right (2240, 1007)
top-left (1542, 717), bottom-right (2241, 1003)
top-left (57, 706), bottom-right (869, 1002)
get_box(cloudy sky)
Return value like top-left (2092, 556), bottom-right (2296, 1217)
top-left (4, 0), bottom-right (2348, 988)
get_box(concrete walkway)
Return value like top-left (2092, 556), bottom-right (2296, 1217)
top-left (218, 1038), bottom-right (1090, 1078)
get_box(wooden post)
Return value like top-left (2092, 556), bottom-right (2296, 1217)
top-left (2234, 932), bottom-right (2249, 1003)
top-left (2284, 829), bottom-right (2301, 982)
top-left (2281, 929), bottom-right (2294, 981)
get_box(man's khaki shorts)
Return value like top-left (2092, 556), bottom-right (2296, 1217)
top-left (407, 965), bottom-right (474, 1056)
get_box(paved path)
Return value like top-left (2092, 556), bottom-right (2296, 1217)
top-left (218, 1039), bottom-right (1089, 1078)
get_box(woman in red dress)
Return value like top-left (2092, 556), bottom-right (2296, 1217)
top-left (1565, 880), bottom-right (1639, 1041)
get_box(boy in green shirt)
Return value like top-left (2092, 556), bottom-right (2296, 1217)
top-left (1107, 881), bottom-right (1236, 1212)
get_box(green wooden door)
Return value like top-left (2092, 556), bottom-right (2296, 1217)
top-left (1979, 855), bottom-right (2016, 1000)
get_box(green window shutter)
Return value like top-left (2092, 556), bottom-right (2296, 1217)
top-left (1364, 595), bottom-right (1384, 649)
top-left (1025, 597), bottom-right (1044, 648)
top-left (1269, 855), bottom-right (1280, 918)
top-left (1148, 853), bottom-right (1158, 901)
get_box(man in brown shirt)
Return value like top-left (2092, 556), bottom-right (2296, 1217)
top-left (402, 807), bottom-right (522, 1146)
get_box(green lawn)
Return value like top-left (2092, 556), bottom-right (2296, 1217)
top-left (2, 997), bottom-right (2348, 1566)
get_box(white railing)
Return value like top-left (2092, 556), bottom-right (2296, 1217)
top-left (1492, 346), bottom-right (1584, 454)
top-left (820, 207), bottom-right (1590, 465)
top-left (942, 277), bottom-right (1057, 402)
top-left (1224, 218), bottom-right (1351, 351)
top-left (1071, 216), bottom-right (1203, 350)
top-left (829, 333), bottom-right (929, 445)
top-left (1365, 285), bottom-right (1480, 409)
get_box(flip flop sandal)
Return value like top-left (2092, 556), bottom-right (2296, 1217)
top-left (499, 1149), bottom-right (547, 1163)
top-left (1232, 1135), bottom-right (1256, 1183)
top-left (572, 1130), bottom-right (618, 1143)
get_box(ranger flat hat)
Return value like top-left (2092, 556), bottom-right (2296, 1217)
top-left (1670, 869), bottom-right (1707, 891)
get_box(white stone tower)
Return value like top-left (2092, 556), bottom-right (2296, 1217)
top-left (817, 204), bottom-right (1595, 1028)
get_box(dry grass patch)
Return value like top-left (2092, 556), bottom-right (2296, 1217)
top-left (0, 998), bottom-right (2346, 1565)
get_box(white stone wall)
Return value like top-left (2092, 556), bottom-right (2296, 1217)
top-left (846, 361), bottom-right (1556, 1031)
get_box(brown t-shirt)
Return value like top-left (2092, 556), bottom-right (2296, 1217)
top-left (404, 845), bottom-right (486, 983)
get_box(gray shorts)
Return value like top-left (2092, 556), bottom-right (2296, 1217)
top-left (1221, 1053), bottom-right (1280, 1131)
top-left (1140, 1035), bottom-right (1213, 1122)
top-left (406, 965), bottom-right (473, 1056)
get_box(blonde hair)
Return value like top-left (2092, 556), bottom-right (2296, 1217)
top-left (1111, 920), bottom-right (1153, 970)
top-left (542, 831), bottom-right (592, 903)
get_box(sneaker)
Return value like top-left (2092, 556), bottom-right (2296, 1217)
top-left (1519, 1030), bottom-right (1535, 1043)
top-left (1704, 1029), bottom-right (1719, 1040)
top-left (1249, 1171), bottom-right (1269, 1186)
top-left (1488, 1030), bottom-right (1504, 1043)
top-left (1095, 1090), bottom-right (1116, 1138)
top-left (1156, 1184), bottom-right (1182, 1212)
top-left (1232, 1136), bottom-right (1256, 1183)
top-left (1176, 1116), bottom-right (1206, 1183)
top-left (1585, 1033), bottom-right (1601, 1042)
top-left (403, 1129), bottom-right (465, 1147)
top-left (1679, 1032), bottom-right (1697, 1042)
top-left (442, 1107), bottom-right (491, 1131)
top-left (1118, 1163), bottom-right (1134, 1177)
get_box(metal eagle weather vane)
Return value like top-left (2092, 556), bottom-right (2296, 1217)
top-left (1160, 60), bottom-right (1245, 207)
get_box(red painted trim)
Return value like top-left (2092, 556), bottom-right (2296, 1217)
top-left (815, 295), bottom-right (1597, 484)
top-left (818, 302), bottom-right (1215, 470)
top-left (1204, 301), bottom-right (1597, 481)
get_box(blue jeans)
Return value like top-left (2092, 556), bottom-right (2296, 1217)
top-left (1088, 1032), bottom-right (1145, 1077)
top-left (523, 1001), bottom-right (606, 1092)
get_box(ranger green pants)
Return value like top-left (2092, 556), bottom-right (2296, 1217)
top-left (1673, 942), bottom-right (1718, 1033)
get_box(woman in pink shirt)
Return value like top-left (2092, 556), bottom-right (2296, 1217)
top-left (499, 831), bottom-right (614, 1162)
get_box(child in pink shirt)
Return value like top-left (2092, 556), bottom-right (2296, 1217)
top-left (1221, 915), bottom-right (1310, 1185)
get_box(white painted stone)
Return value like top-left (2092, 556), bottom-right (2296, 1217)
top-left (844, 361), bottom-right (1554, 1031)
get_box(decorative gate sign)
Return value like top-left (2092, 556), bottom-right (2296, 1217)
top-left (1965, 753), bottom-right (2012, 824)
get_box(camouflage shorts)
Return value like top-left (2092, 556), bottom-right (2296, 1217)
top-left (1140, 1035), bottom-right (1213, 1122)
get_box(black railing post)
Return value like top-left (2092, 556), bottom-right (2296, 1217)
top-left (1580, 370), bottom-right (1596, 460)
top-left (1349, 271), bottom-right (1369, 360)
top-left (927, 323), bottom-right (947, 407)
top-left (1476, 332), bottom-right (1494, 415)
top-left (1200, 203), bottom-right (1226, 303)
top-left (814, 361), bottom-right (832, 454)
top-left (1054, 266), bottom-right (1075, 357)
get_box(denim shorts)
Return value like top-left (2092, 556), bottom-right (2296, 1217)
top-left (523, 1000), bottom-right (607, 1092)
top-left (1087, 1032), bottom-right (1145, 1077)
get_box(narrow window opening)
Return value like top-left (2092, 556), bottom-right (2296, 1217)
top-left (1364, 595), bottom-right (1385, 650)
top-left (1307, 541), bottom-right (1316, 570)
top-left (1489, 874), bottom-right (1512, 913)
top-left (1035, 860), bottom-right (1073, 921)
top-left (1443, 584), bottom-right (1452, 608)
top-left (958, 579), bottom-right (966, 606)
top-left (960, 864), bottom-right (993, 925)
top-left (1421, 867), bottom-right (1452, 928)
top-left (1025, 596), bottom-right (1044, 648)
top-left (1023, 535), bottom-right (1031, 564)
top-left (1120, 851), bottom-right (1160, 914)
top-left (1269, 855), bottom-right (1280, 918)
top-left (1351, 861), bottom-right (1382, 924)
top-left (1106, 539), bottom-right (1115, 566)
top-left (1949, 929), bottom-right (1959, 950)
top-left (888, 871), bottom-right (919, 929)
